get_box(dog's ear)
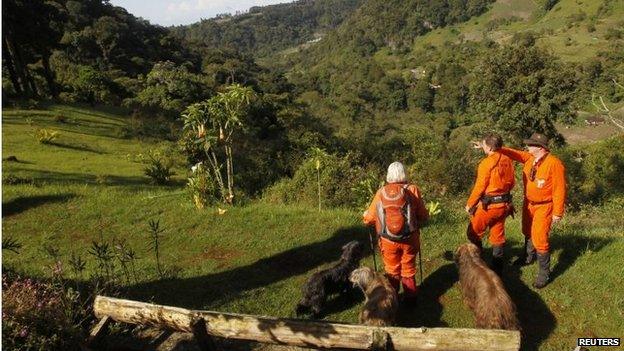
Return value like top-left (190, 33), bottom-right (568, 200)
top-left (453, 246), bottom-right (463, 263)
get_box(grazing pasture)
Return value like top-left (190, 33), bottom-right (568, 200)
top-left (2, 105), bottom-right (623, 350)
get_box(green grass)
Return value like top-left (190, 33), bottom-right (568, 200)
top-left (2, 105), bottom-right (624, 350)
top-left (410, 0), bottom-right (624, 63)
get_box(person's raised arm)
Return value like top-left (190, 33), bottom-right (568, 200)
top-left (497, 147), bottom-right (532, 164)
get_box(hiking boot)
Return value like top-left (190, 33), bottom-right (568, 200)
top-left (491, 245), bottom-right (504, 276)
top-left (514, 239), bottom-right (536, 266)
top-left (533, 252), bottom-right (551, 289)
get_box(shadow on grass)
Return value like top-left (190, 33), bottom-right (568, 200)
top-left (47, 141), bottom-right (105, 154)
top-left (2, 193), bottom-right (76, 217)
top-left (507, 231), bottom-right (614, 284)
top-left (125, 226), bottom-right (368, 311)
top-left (7, 167), bottom-right (185, 188)
top-left (397, 263), bottom-right (457, 328)
top-left (548, 231), bottom-right (614, 282)
top-left (502, 264), bottom-right (556, 351)
top-left (503, 233), bottom-right (613, 350)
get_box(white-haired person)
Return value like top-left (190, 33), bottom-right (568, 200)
top-left (363, 161), bottom-right (429, 304)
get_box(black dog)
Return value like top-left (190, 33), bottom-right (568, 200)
top-left (295, 241), bottom-right (364, 317)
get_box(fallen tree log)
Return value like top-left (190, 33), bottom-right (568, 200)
top-left (94, 295), bottom-right (520, 351)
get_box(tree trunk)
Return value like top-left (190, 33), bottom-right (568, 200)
top-left (2, 37), bottom-right (23, 95)
top-left (225, 144), bottom-right (234, 204)
top-left (4, 35), bottom-right (32, 97)
top-left (41, 54), bottom-right (57, 98)
top-left (94, 296), bottom-right (521, 351)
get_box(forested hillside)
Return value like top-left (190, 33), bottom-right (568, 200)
top-left (3, 0), bottom-right (624, 203)
top-left (172, 0), bottom-right (364, 57)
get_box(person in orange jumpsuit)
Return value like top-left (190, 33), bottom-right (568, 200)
top-left (363, 162), bottom-right (429, 303)
top-left (465, 134), bottom-right (515, 275)
top-left (495, 133), bottom-right (566, 288)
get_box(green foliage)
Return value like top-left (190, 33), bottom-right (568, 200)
top-left (2, 274), bottom-right (85, 351)
top-left (132, 61), bottom-right (212, 118)
top-left (402, 124), bottom-right (480, 196)
top-left (35, 129), bottom-right (60, 144)
top-left (143, 153), bottom-right (175, 185)
top-left (263, 151), bottom-right (380, 209)
top-left (2, 237), bottom-right (22, 254)
top-left (72, 66), bottom-right (115, 104)
top-left (187, 162), bottom-right (218, 209)
top-left (181, 84), bottom-right (256, 204)
top-left (469, 43), bottom-right (578, 146)
top-left (560, 136), bottom-right (624, 208)
top-left (147, 219), bottom-right (166, 278)
top-left (174, 0), bottom-right (363, 57)
top-left (350, 172), bottom-right (384, 209)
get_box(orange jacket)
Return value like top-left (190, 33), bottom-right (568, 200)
top-left (466, 153), bottom-right (515, 209)
top-left (497, 147), bottom-right (566, 217)
top-left (363, 183), bottom-right (429, 235)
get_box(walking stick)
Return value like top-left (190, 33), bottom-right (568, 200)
top-left (368, 228), bottom-right (378, 272)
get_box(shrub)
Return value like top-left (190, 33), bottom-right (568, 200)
top-left (138, 146), bottom-right (180, 185)
top-left (403, 125), bottom-right (480, 196)
top-left (559, 136), bottom-right (624, 209)
top-left (35, 129), bottom-right (60, 144)
top-left (143, 153), bottom-right (175, 185)
top-left (263, 151), bottom-right (381, 209)
top-left (3, 175), bottom-right (35, 186)
top-left (605, 27), bottom-right (623, 40)
top-left (187, 162), bottom-right (219, 208)
top-left (2, 274), bottom-right (84, 351)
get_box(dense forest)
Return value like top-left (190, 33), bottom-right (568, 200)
top-left (2, 0), bottom-right (624, 205)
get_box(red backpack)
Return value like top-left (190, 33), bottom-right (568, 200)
top-left (375, 183), bottom-right (416, 242)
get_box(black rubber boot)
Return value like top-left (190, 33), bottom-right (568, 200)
top-left (514, 238), bottom-right (536, 266)
top-left (533, 252), bottom-right (551, 289)
top-left (492, 244), bottom-right (504, 276)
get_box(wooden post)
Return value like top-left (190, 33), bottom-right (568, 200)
top-left (85, 316), bottom-right (112, 349)
top-left (191, 316), bottom-right (218, 351)
top-left (94, 296), bottom-right (521, 351)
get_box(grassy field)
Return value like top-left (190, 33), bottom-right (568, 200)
top-left (410, 0), bottom-right (624, 63)
top-left (2, 105), bottom-right (623, 350)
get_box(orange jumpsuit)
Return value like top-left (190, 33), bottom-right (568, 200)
top-left (497, 148), bottom-right (566, 253)
top-left (466, 153), bottom-right (515, 246)
top-left (363, 183), bottom-right (429, 279)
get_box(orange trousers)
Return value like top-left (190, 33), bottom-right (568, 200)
top-left (522, 202), bottom-right (553, 253)
top-left (378, 235), bottom-right (419, 278)
top-left (467, 205), bottom-right (509, 246)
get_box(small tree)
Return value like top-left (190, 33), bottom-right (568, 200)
top-left (181, 84), bottom-right (255, 204)
top-left (469, 43), bottom-right (578, 146)
top-left (308, 147), bottom-right (329, 211)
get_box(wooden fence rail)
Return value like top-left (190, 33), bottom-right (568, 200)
top-left (93, 295), bottom-right (521, 351)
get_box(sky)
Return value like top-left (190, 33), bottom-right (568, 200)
top-left (109, 0), bottom-right (290, 26)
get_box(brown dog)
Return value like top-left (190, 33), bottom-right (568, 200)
top-left (455, 243), bottom-right (520, 330)
top-left (349, 266), bottom-right (398, 326)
